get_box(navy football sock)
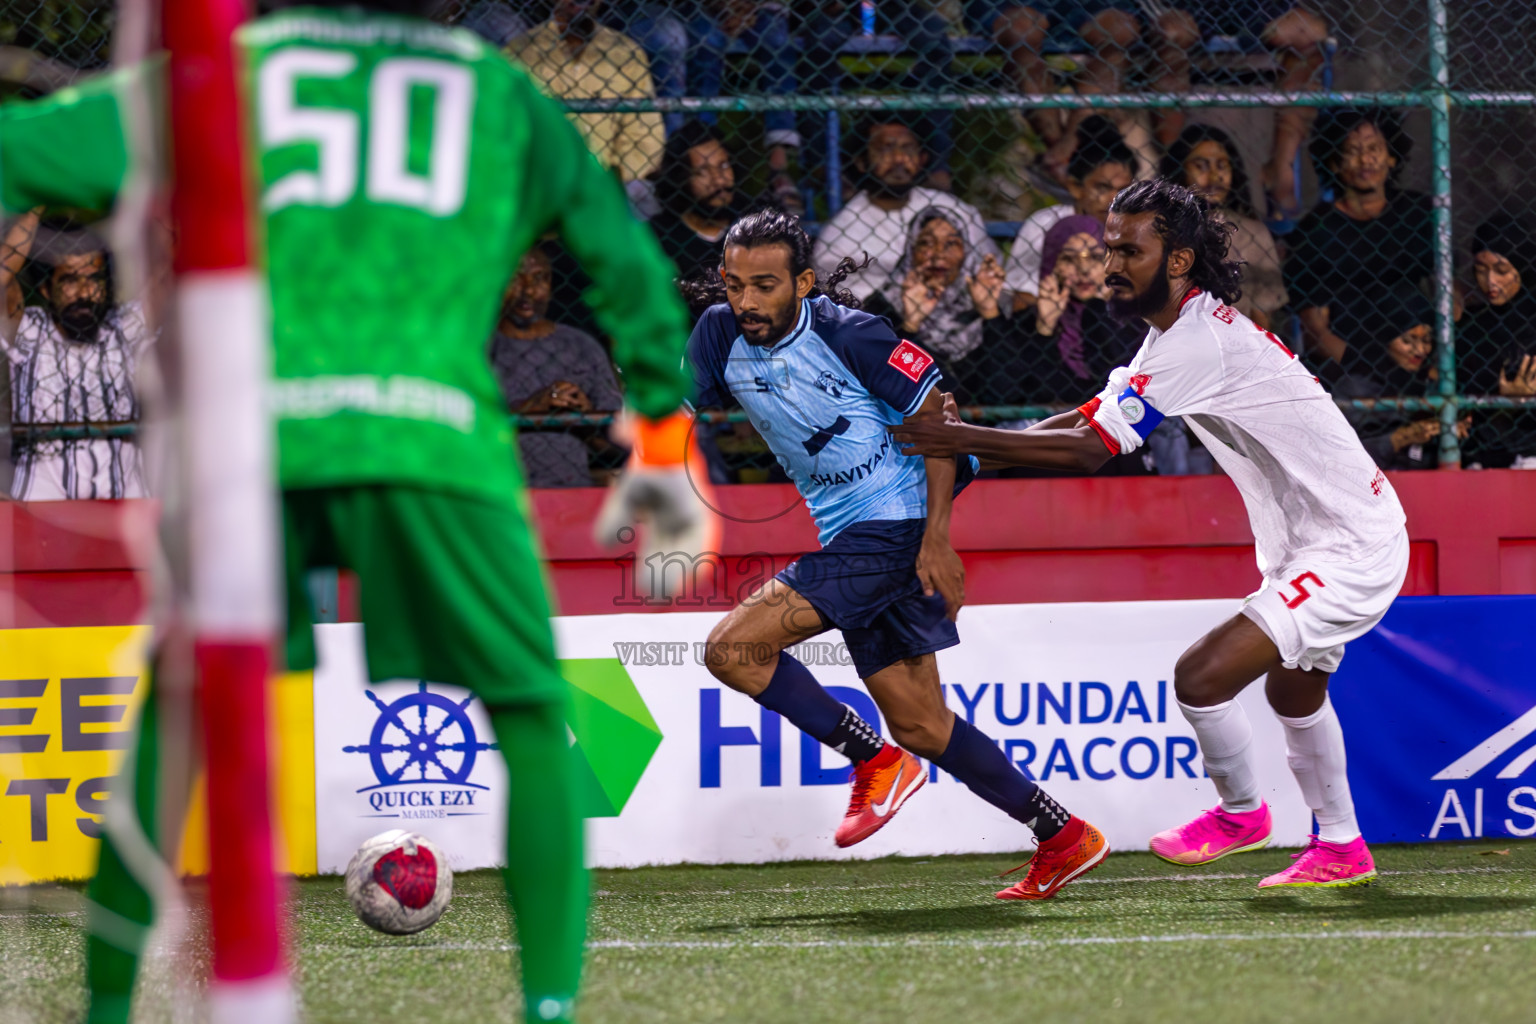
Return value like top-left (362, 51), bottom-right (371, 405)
top-left (755, 652), bottom-right (884, 762)
top-left (933, 716), bottom-right (1071, 840)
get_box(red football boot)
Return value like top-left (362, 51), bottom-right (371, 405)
top-left (833, 744), bottom-right (926, 848)
top-left (995, 816), bottom-right (1109, 900)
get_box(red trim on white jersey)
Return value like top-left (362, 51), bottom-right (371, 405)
top-left (1178, 287), bottom-right (1203, 312)
top-left (1077, 398), bottom-right (1120, 455)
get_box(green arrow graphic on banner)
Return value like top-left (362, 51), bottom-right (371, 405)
top-left (560, 658), bottom-right (663, 818)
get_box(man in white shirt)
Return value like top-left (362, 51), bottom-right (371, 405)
top-left (1, 213), bottom-right (152, 500)
top-left (813, 119), bottom-right (999, 304)
top-left (891, 179), bottom-right (1407, 892)
top-left (1003, 115), bottom-right (1135, 309)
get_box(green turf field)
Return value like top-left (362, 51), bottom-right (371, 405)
top-left (6, 841), bottom-right (1536, 1024)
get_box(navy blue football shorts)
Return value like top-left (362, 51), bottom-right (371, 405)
top-left (776, 457), bottom-right (975, 679)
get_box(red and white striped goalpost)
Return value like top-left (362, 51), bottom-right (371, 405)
top-left (163, 0), bottom-right (291, 1018)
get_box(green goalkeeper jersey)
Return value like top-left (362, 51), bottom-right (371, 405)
top-left (0, 7), bottom-right (691, 504)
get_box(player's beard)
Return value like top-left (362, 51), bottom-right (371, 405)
top-left (53, 298), bottom-right (108, 342)
top-left (736, 300), bottom-right (797, 346)
top-left (1106, 255), bottom-right (1172, 323)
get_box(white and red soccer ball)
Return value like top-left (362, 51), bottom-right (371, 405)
top-left (345, 830), bottom-right (454, 935)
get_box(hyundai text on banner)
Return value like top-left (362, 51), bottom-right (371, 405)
top-left (310, 601), bottom-right (1314, 870)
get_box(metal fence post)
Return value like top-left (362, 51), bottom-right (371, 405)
top-left (1427, 0), bottom-right (1459, 467)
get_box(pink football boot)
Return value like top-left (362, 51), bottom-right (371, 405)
top-left (1259, 835), bottom-right (1377, 889)
top-left (1149, 803), bottom-right (1273, 866)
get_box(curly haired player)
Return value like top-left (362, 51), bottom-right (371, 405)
top-left (893, 179), bottom-right (1408, 890)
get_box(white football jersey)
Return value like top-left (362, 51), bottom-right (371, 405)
top-left (1081, 289), bottom-right (1406, 575)
top-left (7, 302), bottom-right (153, 501)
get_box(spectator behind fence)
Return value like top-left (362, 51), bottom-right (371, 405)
top-left (1003, 116), bottom-right (1134, 310)
top-left (1163, 123), bottom-right (1287, 327)
top-left (979, 0), bottom-right (1328, 207)
top-left (1459, 215), bottom-right (1536, 468)
top-left (506, 0), bottom-right (665, 182)
top-left (1285, 108), bottom-right (1432, 366)
top-left (607, 2), bottom-right (803, 207)
top-left (649, 120), bottom-right (745, 286)
top-left (862, 207), bottom-right (1006, 370)
top-left (974, 0), bottom-right (1198, 184)
top-left (490, 247), bottom-right (624, 488)
top-left (813, 118), bottom-right (998, 304)
top-left (797, 2), bottom-right (957, 190)
top-left (1171, 3), bottom-right (1330, 219)
top-left (949, 215), bottom-right (1138, 407)
top-left (1332, 283), bottom-right (1466, 472)
top-left (0, 211), bottom-right (151, 501)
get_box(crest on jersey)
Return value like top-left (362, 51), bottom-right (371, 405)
top-left (887, 340), bottom-right (934, 382)
top-left (1129, 373), bottom-right (1152, 395)
top-left (814, 370), bottom-right (850, 398)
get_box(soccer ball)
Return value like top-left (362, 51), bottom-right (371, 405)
top-left (345, 829), bottom-right (454, 935)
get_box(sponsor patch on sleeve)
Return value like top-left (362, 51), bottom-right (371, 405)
top-left (1116, 386), bottom-right (1165, 440)
top-left (887, 339), bottom-right (935, 382)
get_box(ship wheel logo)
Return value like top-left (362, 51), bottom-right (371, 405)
top-left (344, 682), bottom-right (498, 792)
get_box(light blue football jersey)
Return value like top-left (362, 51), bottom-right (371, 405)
top-left (689, 296), bottom-right (974, 544)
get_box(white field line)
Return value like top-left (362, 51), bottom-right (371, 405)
top-left (311, 929), bottom-right (1536, 955)
top-left (581, 864), bottom-right (1528, 900)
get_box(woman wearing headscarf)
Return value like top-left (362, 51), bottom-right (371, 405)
top-left (862, 205), bottom-right (1004, 371)
top-left (1459, 215), bottom-right (1536, 467)
top-left (1163, 124), bottom-right (1288, 328)
top-left (1333, 283), bottom-right (1469, 470)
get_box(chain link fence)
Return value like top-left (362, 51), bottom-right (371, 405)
top-left (2, 0), bottom-right (1532, 493)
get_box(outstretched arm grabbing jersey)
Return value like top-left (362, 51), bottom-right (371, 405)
top-left (890, 395), bottom-right (1113, 473)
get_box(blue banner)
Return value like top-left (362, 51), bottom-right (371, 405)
top-left (1332, 596), bottom-right (1536, 842)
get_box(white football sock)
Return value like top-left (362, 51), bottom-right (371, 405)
top-left (1277, 698), bottom-right (1360, 844)
top-left (1179, 699), bottom-right (1262, 814)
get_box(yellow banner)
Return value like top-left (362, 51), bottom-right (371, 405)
top-left (0, 628), bottom-right (318, 884)
top-left (0, 626), bottom-right (153, 884)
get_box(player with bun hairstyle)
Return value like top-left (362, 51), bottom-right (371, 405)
top-left (688, 210), bottom-right (1111, 900)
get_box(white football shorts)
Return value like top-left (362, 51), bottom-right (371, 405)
top-left (1240, 529), bottom-right (1410, 674)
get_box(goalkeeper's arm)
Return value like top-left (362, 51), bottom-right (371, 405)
top-left (515, 75), bottom-right (692, 432)
top-left (514, 75), bottom-right (716, 574)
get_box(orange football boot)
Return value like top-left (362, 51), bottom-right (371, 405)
top-left (833, 744), bottom-right (926, 848)
top-left (995, 816), bottom-right (1109, 900)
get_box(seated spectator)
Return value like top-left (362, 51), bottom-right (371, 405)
top-left (976, 1), bottom-right (1197, 181)
top-left (950, 215), bottom-right (1159, 476)
top-left (1173, 3), bottom-right (1330, 219)
top-left (649, 120), bottom-right (745, 286)
top-left (1163, 124), bottom-right (1287, 327)
top-left (798, 3), bottom-right (958, 191)
top-left (976, 0), bottom-right (1327, 208)
top-left (608, 2), bottom-right (803, 209)
top-left (455, 0), bottom-right (540, 46)
top-left (1003, 116), bottom-right (1134, 310)
top-left (1285, 108), bottom-right (1433, 366)
top-left (813, 118), bottom-right (998, 304)
top-left (962, 215), bottom-right (1139, 405)
top-left (862, 206), bottom-right (1006, 368)
top-left (0, 212), bottom-right (152, 500)
top-left (489, 247), bottom-right (624, 488)
top-left (506, 0), bottom-right (665, 183)
top-left (1332, 283), bottom-right (1467, 471)
top-left (1459, 215), bottom-right (1536, 468)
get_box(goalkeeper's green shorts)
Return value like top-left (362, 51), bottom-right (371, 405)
top-left (282, 484), bottom-right (565, 708)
